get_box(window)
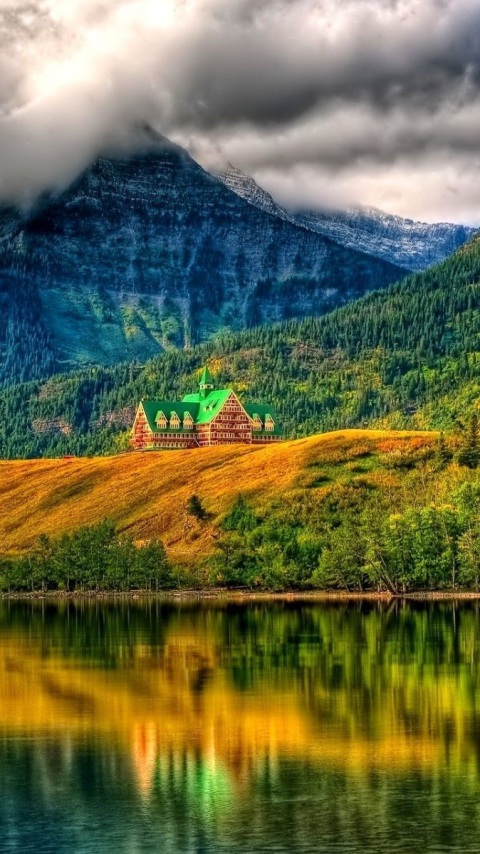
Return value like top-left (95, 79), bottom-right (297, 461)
top-left (265, 415), bottom-right (275, 432)
top-left (170, 413), bottom-right (181, 429)
top-left (156, 411), bottom-right (167, 429)
top-left (252, 415), bottom-right (262, 431)
top-left (183, 413), bottom-right (194, 430)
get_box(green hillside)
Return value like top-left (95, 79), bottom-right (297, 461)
top-left (1, 234), bottom-right (480, 459)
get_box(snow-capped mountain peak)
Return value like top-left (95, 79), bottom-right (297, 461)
top-left (217, 165), bottom-right (477, 272)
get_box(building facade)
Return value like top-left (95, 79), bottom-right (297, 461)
top-left (131, 367), bottom-right (282, 450)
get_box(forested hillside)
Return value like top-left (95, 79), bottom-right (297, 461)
top-left (1, 234), bottom-right (480, 460)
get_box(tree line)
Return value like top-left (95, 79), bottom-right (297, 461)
top-left (204, 423), bottom-right (480, 593)
top-left (208, 487), bottom-right (480, 595)
top-left (0, 521), bottom-right (173, 593)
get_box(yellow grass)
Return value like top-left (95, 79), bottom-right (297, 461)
top-left (0, 429), bottom-right (436, 558)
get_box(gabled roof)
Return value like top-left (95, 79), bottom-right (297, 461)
top-left (195, 389), bottom-right (235, 424)
top-left (243, 403), bottom-right (277, 419)
top-left (139, 389), bottom-right (282, 436)
top-left (182, 392), bottom-right (203, 404)
top-left (243, 403), bottom-right (282, 436)
top-left (141, 399), bottom-right (200, 432)
top-left (184, 388), bottom-right (254, 424)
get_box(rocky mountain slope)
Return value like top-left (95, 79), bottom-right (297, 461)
top-left (218, 165), bottom-right (476, 272)
top-left (0, 140), bottom-right (406, 387)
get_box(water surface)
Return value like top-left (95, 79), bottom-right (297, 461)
top-left (1, 600), bottom-right (480, 853)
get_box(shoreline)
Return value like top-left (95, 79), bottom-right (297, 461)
top-left (2, 589), bottom-right (480, 602)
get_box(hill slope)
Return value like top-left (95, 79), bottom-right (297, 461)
top-left (0, 430), bottom-right (435, 558)
top-left (0, 139), bottom-right (406, 387)
top-left (218, 164), bottom-right (476, 272)
top-left (0, 234), bottom-right (479, 460)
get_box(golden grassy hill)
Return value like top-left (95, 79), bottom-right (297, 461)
top-left (0, 430), bottom-right (436, 558)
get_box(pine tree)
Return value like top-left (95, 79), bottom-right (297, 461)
top-left (458, 413), bottom-right (480, 469)
top-left (186, 494), bottom-right (207, 521)
top-left (435, 432), bottom-right (451, 470)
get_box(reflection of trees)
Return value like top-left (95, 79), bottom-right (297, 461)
top-left (2, 601), bottom-right (480, 851)
top-left (2, 601), bottom-right (480, 779)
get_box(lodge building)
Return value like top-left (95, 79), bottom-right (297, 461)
top-left (131, 366), bottom-right (282, 450)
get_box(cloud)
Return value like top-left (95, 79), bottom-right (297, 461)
top-left (166, 1), bottom-right (480, 128)
top-left (0, 0), bottom-right (479, 222)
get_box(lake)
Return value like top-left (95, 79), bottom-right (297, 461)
top-left (1, 599), bottom-right (480, 853)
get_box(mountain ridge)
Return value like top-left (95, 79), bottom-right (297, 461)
top-left (217, 164), bottom-right (477, 272)
top-left (0, 141), bottom-right (406, 388)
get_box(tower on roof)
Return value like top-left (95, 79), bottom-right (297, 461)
top-left (199, 365), bottom-right (214, 399)
top-left (131, 364), bottom-right (282, 450)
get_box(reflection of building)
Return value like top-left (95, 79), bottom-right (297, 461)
top-left (0, 617), bottom-right (462, 805)
top-left (132, 722), bottom-right (159, 795)
top-left (132, 726), bottom-right (234, 808)
top-left (131, 366), bottom-right (282, 450)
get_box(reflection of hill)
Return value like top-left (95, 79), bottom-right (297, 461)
top-left (2, 601), bottom-right (480, 796)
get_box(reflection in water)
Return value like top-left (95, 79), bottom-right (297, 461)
top-left (1, 600), bottom-right (480, 852)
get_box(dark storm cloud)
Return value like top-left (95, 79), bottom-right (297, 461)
top-left (0, 0), bottom-right (479, 221)
top-left (166, 3), bottom-right (480, 130)
top-left (218, 101), bottom-right (480, 172)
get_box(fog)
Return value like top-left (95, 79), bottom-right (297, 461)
top-left (1, 0), bottom-right (479, 222)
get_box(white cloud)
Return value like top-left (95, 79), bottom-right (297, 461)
top-left (0, 0), bottom-right (479, 222)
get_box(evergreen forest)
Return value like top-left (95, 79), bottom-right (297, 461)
top-left (1, 235), bottom-right (480, 459)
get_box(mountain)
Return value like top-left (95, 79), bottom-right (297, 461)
top-left (218, 165), bottom-right (476, 272)
top-left (0, 139), bottom-right (406, 388)
top-left (1, 232), bottom-right (479, 459)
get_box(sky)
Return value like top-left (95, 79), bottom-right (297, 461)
top-left (1, 0), bottom-right (480, 223)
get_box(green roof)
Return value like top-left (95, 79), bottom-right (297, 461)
top-left (200, 365), bottom-right (214, 387)
top-left (140, 388), bottom-right (281, 436)
top-left (182, 393), bottom-right (203, 404)
top-left (183, 389), bottom-right (238, 424)
top-left (196, 390), bottom-right (233, 424)
top-left (141, 399), bottom-right (200, 432)
top-left (244, 403), bottom-right (282, 436)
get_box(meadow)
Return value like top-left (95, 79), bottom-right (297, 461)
top-left (0, 430), bottom-right (434, 559)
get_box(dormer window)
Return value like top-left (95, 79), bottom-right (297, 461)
top-left (183, 412), bottom-right (194, 430)
top-left (156, 411), bottom-right (167, 429)
top-left (265, 415), bottom-right (275, 432)
top-left (252, 414), bottom-right (262, 431)
top-left (170, 412), bottom-right (181, 429)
